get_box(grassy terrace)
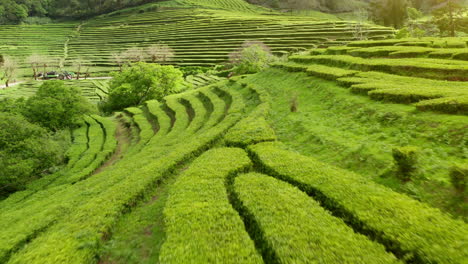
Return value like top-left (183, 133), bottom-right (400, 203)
top-left (0, 79), bottom-right (109, 101)
top-left (275, 38), bottom-right (468, 115)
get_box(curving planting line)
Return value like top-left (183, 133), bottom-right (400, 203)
top-left (247, 142), bottom-right (468, 264)
top-left (230, 172), bottom-right (399, 264)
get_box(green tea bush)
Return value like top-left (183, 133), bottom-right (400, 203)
top-left (159, 148), bottom-right (262, 263)
top-left (414, 96), bottom-right (468, 115)
top-left (248, 142), bottom-right (468, 263)
top-left (450, 163), bottom-right (467, 193)
top-left (392, 146), bottom-right (420, 181)
top-left (233, 172), bottom-right (399, 263)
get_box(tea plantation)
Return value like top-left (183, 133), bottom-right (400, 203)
top-left (0, 0), bottom-right (467, 263)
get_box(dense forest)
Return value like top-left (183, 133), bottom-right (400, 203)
top-left (0, 0), bottom-right (155, 24)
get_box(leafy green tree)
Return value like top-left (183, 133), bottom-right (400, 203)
top-left (432, 0), bottom-right (467, 36)
top-left (0, 112), bottom-right (64, 195)
top-left (229, 40), bottom-right (277, 74)
top-left (370, 0), bottom-right (409, 28)
top-left (103, 62), bottom-right (183, 112)
top-left (23, 81), bottom-right (94, 131)
top-left (0, 0), bottom-right (28, 24)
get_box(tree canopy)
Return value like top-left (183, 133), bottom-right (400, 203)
top-left (0, 0), bottom-right (154, 24)
top-left (103, 62), bottom-right (183, 112)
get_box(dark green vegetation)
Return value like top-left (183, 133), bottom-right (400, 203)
top-left (102, 63), bottom-right (183, 112)
top-left (0, 0), bottom-right (467, 263)
top-left (0, 81), bottom-right (94, 196)
top-left (0, 0), bottom-right (154, 24)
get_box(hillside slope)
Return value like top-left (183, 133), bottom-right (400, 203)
top-left (0, 0), bottom-right (394, 79)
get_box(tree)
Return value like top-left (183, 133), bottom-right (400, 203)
top-left (369, 0), bottom-right (409, 28)
top-left (103, 62), bottom-right (183, 112)
top-left (26, 54), bottom-right (46, 80)
top-left (0, 112), bottom-right (63, 195)
top-left (353, 8), bottom-right (369, 40)
top-left (112, 52), bottom-right (125, 72)
top-left (1, 56), bottom-right (18, 87)
top-left (23, 81), bottom-right (94, 131)
top-left (229, 40), bottom-right (277, 74)
top-left (122, 47), bottom-right (146, 64)
top-left (147, 44), bottom-right (175, 63)
top-left (73, 58), bottom-right (91, 80)
top-left (432, 0), bottom-right (467, 36)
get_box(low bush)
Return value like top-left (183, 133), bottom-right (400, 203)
top-left (392, 146), bottom-right (420, 182)
top-left (233, 172), bottom-right (398, 263)
top-left (414, 96), bottom-right (468, 115)
top-left (450, 163), bottom-right (467, 194)
top-left (248, 142), bottom-right (468, 263)
top-left (159, 148), bottom-right (261, 263)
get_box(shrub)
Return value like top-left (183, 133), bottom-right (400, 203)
top-left (23, 81), bottom-right (94, 131)
top-left (450, 163), bottom-right (467, 193)
top-left (0, 112), bottom-right (64, 196)
top-left (392, 146), bottom-right (419, 181)
top-left (229, 40), bottom-right (277, 74)
top-left (103, 62), bottom-right (183, 112)
top-left (248, 142), bottom-right (468, 263)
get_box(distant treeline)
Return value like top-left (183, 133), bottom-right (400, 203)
top-left (0, 0), bottom-right (157, 24)
top-left (246, 0), bottom-right (455, 13)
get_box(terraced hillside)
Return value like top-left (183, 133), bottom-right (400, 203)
top-left (276, 38), bottom-right (468, 115)
top-left (1, 70), bottom-right (466, 263)
top-left (1, 1), bottom-right (467, 263)
top-left (0, 0), bottom-right (394, 79)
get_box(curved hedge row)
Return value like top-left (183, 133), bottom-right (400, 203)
top-left (233, 172), bottom-right (399, 263)
top-left (248, 142), bottom-right (468, 263)
top-left (159, 148), bottom-right (261, 263)
top-left (1, 83), bottom-right (246, 264)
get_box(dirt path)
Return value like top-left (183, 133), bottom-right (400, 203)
top-left (92, 118), bottom-right (131, 175)
top-left (0, 81), bottom-right (25, 89)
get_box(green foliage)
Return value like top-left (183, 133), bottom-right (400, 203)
top-left (407, 7), bottom-right (423, 20)
top-left (103, 63), bottom-right (183, 112)
top-left (0, 83), bottom-right (246, 264)
top-left (431, 0), bottom-right (468, 37)
top-left (392, 146), bottom-right (420, 181)
top-left (414, 96), bottom-right (468, 115)
top-left (0, 0), bottom-right (155, 24)
top-left (240, 66), bottom-right (468, 218)
top-left (0, 0), bottom-right (28, 24)
top-left (249, 142), bottom-right (468, 263)
top-left (0, 112), bottom-right (64, 195)
top-left (369, 0), bottom-right (408, 28)
top-left (396, 27), bottom-right (411, 39)
top-left (23, 81), bottom-right (94, 131)
top-left (450, 163), bottom-right (467, 193)
top-left (290, 54), bottom-right (468, 81)
top-left (225, 83), bottom-right (276, 147)
top-left (233, 172), bottom-right (399, 263)
top-left (160, 148), bottom-right (262, 263)
top-left (229, 41), bottom-right (277, 74)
